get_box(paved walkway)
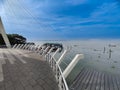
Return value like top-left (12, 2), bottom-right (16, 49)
top-left (0, 49), bottom-right (59, 90)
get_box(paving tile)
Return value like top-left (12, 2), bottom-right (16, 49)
top-left (24, 85), bottom-right (33, 90)
top-left (0, 86), bottom-right (5, 90)
top-left (28, 79), bottom-right (37, 86)
top-left (33, 84), bottom-right (44, 90)
top-left (37, 78), bottom-right (45, 85)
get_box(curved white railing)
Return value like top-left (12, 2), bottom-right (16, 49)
top-left (12, 44), bottom-right (84, 90)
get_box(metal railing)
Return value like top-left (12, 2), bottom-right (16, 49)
top-left (12, 44), bottom-right (84, 90)
top-left (45, 53), bottom-right (69, 90)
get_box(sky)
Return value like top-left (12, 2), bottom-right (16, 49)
top-left (0, 0), bottom-right (120, 40)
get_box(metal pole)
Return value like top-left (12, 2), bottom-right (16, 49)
top-left (39, 46), bottom-right (45, 54)
top-left (42, 46), bottom-right (50, 55)
top-left (36, 45), bottom-right (41, 52)
top-left (22, 44), bottom-right (27, 49)
top-left (12, 44), bottom-right (17, 49)
top-left (19, 44), bottom-right (24, 49)
top-left (57, 50), bottom-right (67, 65)
top-left (52, 48), bottom-right (60, 58)
top-left (16, 44), bottom-right (21, 49)
top-left (0, 18), bottom-right (11, 48)
top-left (48, 47), bottom-right (54, 54)
top-left (109, 49), bottom-right (112, 59)
top-left (25, 44), bottom-right (30, 50)
top-left (30, 45), bottom-right (35, 51)
top-left (18, 44), bottom-right (22, 49)
top-left (63, 54), bottom-right (84, 78)
top-left (34, 45), bottom-right (39, 52)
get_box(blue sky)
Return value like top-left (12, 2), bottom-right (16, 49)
top-left (0, 0), bottom-right (120, 40)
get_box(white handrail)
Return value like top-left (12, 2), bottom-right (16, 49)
top-left (63, 54), bottom-right (84, 78)
top-left (12, 44), bottom-right (17, 48)
top-left (57, 50), bottom-right (67, 65)
top-left (19, 44), bottom-right (24, 49)
top-left (16, 44), bottom-right (21, 49)
top-left (47, 54), bottom-right (69, 90)
top-left (52, 48), bottom-right (60, 58)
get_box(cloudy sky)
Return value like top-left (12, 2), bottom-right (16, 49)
top-left (0, 0), bottom-right (120, 40)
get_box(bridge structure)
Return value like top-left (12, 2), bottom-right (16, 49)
top-left (0, 17), bottom-right (11, 48)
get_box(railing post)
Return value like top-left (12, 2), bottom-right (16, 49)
top-left (45, 47), bottom-right (54, 61)
top-left (63, 54), bottom-right (84, 78)
top-left (49, 48), bottom-right (60, 63)
top-left (48, 47), bottom-right (54, 54)
top-left (33, 45), bottom-right (39, 52)
top-left (25, 44), bottom-right (30, 50)
top-left (36, 45), bottom-right (41, 52)
top-left (16, 44), bottom-right (21, 49)
top-left (32, 45), bottom-right (36, 52)
top-left (22, 44), bottom-right (27, 49)
top-left (39, 46), bottom-right (45, 54)
top-left (19, 44), bottom-right (24, 49)
top-left (59, 76), bottom-right (62, 90)
top-left (52, 48), bottom-right (60, 58)
top-left (42, 46), bottom-right (50, 55)
top-left (28, 45), bottom-right (33, 51)
top-left (24, 44), bottom-right (28, 50)
top-left (30, 45), bottom-right (35, 51)
top-left (57, 50), bottom-right (67, 65)
top-left (27, 44), bottom-right (31, 50)
top-left (12, 44), bottom-right (17, 49)
top-left (18, 44), bottom-right (22, 49)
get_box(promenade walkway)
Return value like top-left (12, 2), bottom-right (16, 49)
top-left (0, 49), bottom-right (59, 90)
